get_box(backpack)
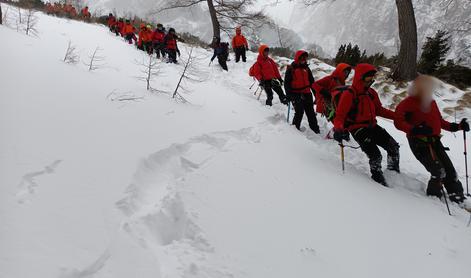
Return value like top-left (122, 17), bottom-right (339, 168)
top-left (249, 62), bottom-right (260, 77)
top-left (328, 86), bottom-right (374, 124)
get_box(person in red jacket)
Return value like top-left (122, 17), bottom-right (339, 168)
top-left (284, 50), bottom-right (319, 133)
top-left (394, 75), bottom-right (469, 203)
top-left (107, 13), bottom-right (117, 33)
top-left (116, 18), bottom-right (124, 36)
top-left (231, 26), bottom-right (248, 63)
top-left (333, 63), bottom-right (399, 186)
top-left (251, 45), bottom-right (287, 106)
top-left (80, 6), bottom-right (91, 20)
top-left (152, 24), bottom-right (166, 59)
top-left (164, 28), bottom-right (180, 63)
top-left (122, 20), bottom-right (137, 44)
top-left (313, 63), bottom-right (351, 119)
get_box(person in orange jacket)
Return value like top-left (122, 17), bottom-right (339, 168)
top-left (312, 63), bottom-right (352, 120)
top-left (45, 3), bottom-right (54, 14)
top-left (80, 6), bottom-right (91, 20)
top-left (122, 19), bottom-right (137, 44)
top-left (231, 26), bottom-right (248, 63)
top-left (138, 24), bottom-right (153, 54)
top-left (249, 45), bottom-right (287, 106)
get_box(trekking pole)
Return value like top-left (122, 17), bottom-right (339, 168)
top-left (339, 143), bottom-right (345, 173)
top-left (257, 86), bottom-right (263, 101)
top-left (467, 213), bottom-right (471, 227)
top-left (464, 130), bottom-right (470, 196)
top-left (286, 102), bottom-right (291, 123)
top-left (441, 187), bottom-right (452, 216)
top-left (249, 80), bottom-right (256, 90)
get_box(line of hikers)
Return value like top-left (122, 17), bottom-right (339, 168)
top-left (209, 26), bottom-right (249, 71)
top-left (45, 2), bottom-right (90, 20)
top-left (247, 45), bottom-right (470, 206)
top-left (106, 13), bottom-right (181, 64)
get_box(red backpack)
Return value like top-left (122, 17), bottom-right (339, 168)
top-left (249, 62), bottom-right (260, 77)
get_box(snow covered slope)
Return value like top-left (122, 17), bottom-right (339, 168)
top-left (1, 5), bottom-right (471, 278)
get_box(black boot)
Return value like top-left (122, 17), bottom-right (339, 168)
top-left (372, 171), bottom-right (388, 187)
top-left (448, 193), bottom-right (466, 204)
top-left (266, 99), bottom-right (273, 106)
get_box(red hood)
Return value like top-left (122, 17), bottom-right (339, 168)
top-left (332, 63), bottom-right (351, 84)
top-left (352, 63), bottom-right (377, 93)
top-left (294, 50), bottom-right (308, 64)
top-left (257, 45), bottom-right (269, 61)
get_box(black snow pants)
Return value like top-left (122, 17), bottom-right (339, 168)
top-left (351, 125), bottom-right (400, 176)
top-left (262, 80), bottom-right (287, 106)
top-left (234, 47), bottom-right (246, 63)
top-left (217, 55), bottom-right (228, 71)
top-left (167, 49), bottom-right (177, 63)
top-left (291, 93), bottom-right (319, 132)
top-left (408, 137), bottom-right (463, 197)
top-left (153, 42), bottom-right (166, 58)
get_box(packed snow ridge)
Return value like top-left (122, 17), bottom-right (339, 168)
top-left (1, 5), bottom-right (471, 278)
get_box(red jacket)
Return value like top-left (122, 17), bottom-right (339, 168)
top-left (122, 23), bottom-right (136, 35)
top-left (252, 45), bottom-right (281, 81)
top-left (284, 50), bottom-right (314, 94)
top-left (313, 63), bottom-right (351, 113)
top-left (138, 27), bottom-right (152, 46)
top-left (165, 34), bottom-right (178, 50)
top-left (152, 30), bottom-right (165, 43)
top-left (333, 63), bottom-right (395, 131)
top-left (394, 97), bottom-right (452, 138)
top-left (107, 16), bottom-right (116, 27)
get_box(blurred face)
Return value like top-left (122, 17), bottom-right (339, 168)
top-left (410, 75), bottom-right (437, 111)
top-left (263, 48), bottom-right (269, 58)
top-left (299, 54), bottom-right (308, 64)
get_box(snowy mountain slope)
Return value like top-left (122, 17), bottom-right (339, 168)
top-left (1, 5), bottom-right (471, 278)
top-left (287, 0), bottom-right (471, 64)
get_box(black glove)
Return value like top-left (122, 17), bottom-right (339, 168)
top-left (334, 129), bottom-right (350, 143)
top-left (259, 80), bottom-right (265, 88)
top-left (460, 118), bottom-right (470, 132)
top-left (449, 123), bottom-right (460, 132)
top-left (411, 124), bottom-right (433, 136)
top-left (246, 46), bottom-right (249, 51)
top-left (278, 78), bottom-right (284, 86)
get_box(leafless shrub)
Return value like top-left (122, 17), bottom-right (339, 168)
top-left (84, 46), bottom-right (106, 71)
top-left (136, 54), bottom-right (161, 91)
top-left (63, 40), bottom-right (80, 64)
top-left (24, 8), bottom-right (38, 36)
top-left (172, 47), bottom-right (207, 103)
top-left (106, 90), bottom-right (144, 102)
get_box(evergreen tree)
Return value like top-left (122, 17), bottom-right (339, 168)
top-left (335, 44), bottom-right (346, 65)
top-left (418, 30), bottom-right (451, 74)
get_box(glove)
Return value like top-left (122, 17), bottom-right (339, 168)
top-left (460, 118), bottom-right (470, 132)
top-left (177, 50), bottom-right (181, 57)
top-left (449, 123), bottom-right (460, 132)
top-left (333, 129), bottom-right (350, 143)
top-left (411, 124), bottom-right (433, 136)
top-left (259, 80), bottom-right (265, 88)
top-left (246, 46), bottom-right (249, 51)
top-left (278, 78), bottom-right (284, 86)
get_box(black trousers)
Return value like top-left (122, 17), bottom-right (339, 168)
top-left (167, 49), bottom-right (177, 63)
top-left (262, 80), bottom-right (286, 105)
top-left (351, 125), bottom-right (400, 175)
top-left (408, 137), bottom-right (463, 197)
top-left (217, 55), bottom-right (228, 71)
top-left (153, 42), bottom-right (166, 58)
top-left (291, 93), bottom-right (318, 130)
top-left (234, 47), bottom-right (246, 62)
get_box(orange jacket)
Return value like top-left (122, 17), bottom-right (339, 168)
top-left (232, 29), bottom-right (248, 49)
top-left (122, 23), bottom-right (136, 35)
top-left (81, 7), bottom-right (90, 18)
top-left (313, 63), bottom-right (351, 113)
top-left (138, 28), bottom-right (153, 46)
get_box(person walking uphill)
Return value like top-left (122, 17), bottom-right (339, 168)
top-left (395, 75), bottom-right (469, 204)
top-left (249, 45), bottom-right (288, 106)
top-left (333, 63), bottom-right (399, 186)
top-left (232, 27), bottom-right (248, 63)
top-left (152, 24), bottom-right (166, 59)
top-left (284, 50), bottom-right (319, 133)
top-left (165, 28), bottom-right (180, 63)
top-left (122, 20), bottom-right (137, 44)
top-left (313, 63), bottom-right (351, 120)
top-left (138, 24), bottom-right (153, 54)
top-left (210, 37), bottom-right (229, 71)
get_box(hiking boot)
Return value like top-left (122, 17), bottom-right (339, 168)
top-left (448, 193), bottom-right (466, 204)
top-left (266, 99), bottom-right (273, 106)
top-left (372, 171), bottom-right (388, 187)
